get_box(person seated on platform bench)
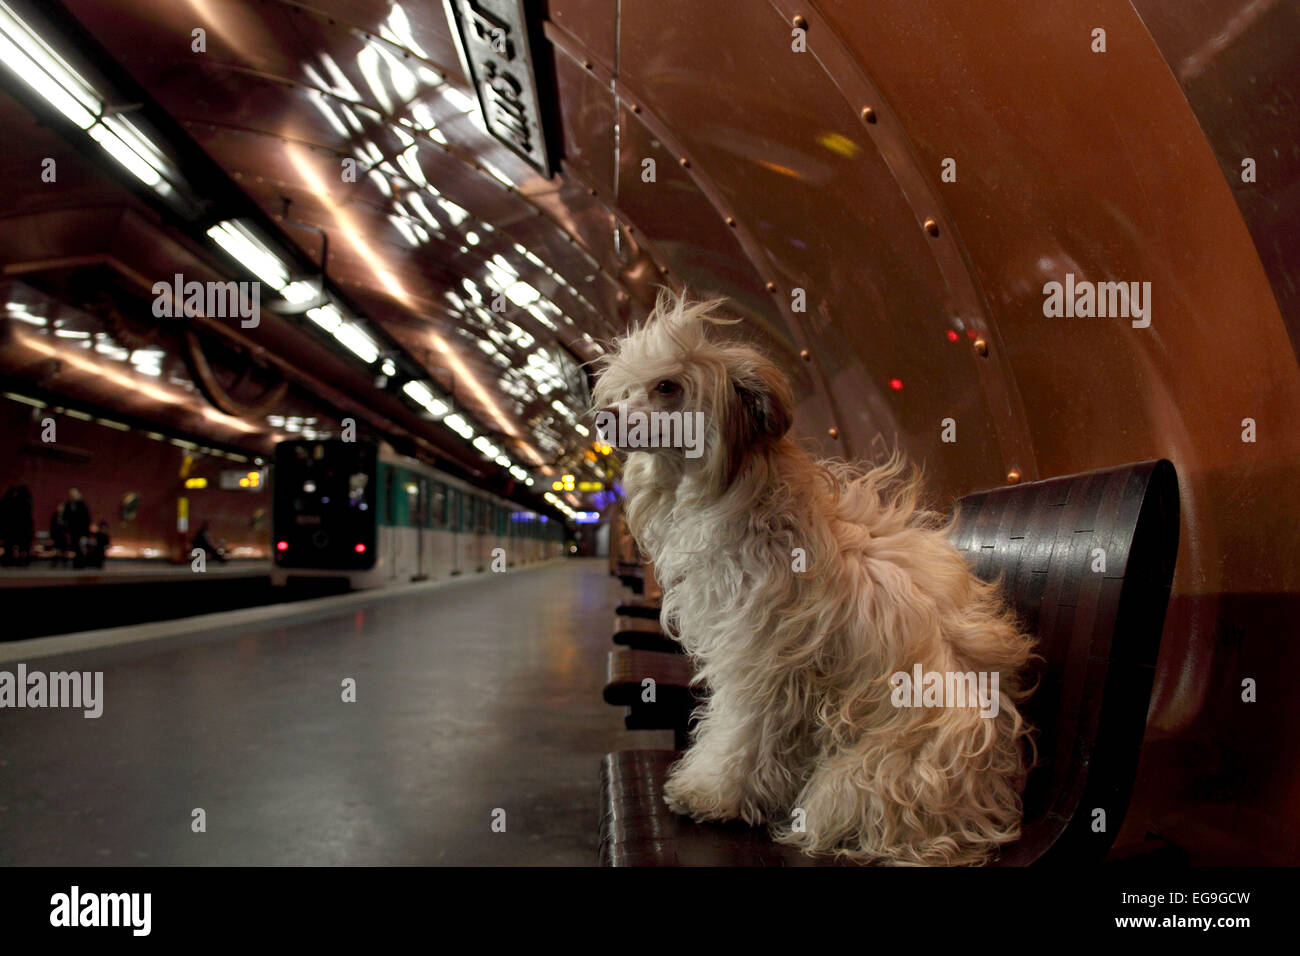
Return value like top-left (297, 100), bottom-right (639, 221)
top-left (191, 520), bottom-right (228, 564)
top-left (89, 521), bottom-right (110, 569)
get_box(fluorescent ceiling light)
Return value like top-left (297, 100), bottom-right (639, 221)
top-left (402, 380), bottom-right (434, 404)
top-left (442, 413), bottom-right (473, 439)
top-left (402, 380), bottom-right (449, 417)
top-left (333, 323), bottom-right (379, 364)
top-left (0, 5), bottom-right (178, 197)
top-left (87, 122), bottom-right (163, 187)
top-left (281, 280), bottom-right (319, 304)
top-left (472, 435), bottom-right (500, 458)
top-left (306, 304), bottom-right (343, 331)
top-left (0, 2), bottom-right (98, 129)
top-left (207, 221), bottom-right (291, 291)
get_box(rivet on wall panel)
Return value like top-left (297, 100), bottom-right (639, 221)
top-left (630, 104), bottom-right (641, 113)
top-left (923, 218), bottom-right (939, 237)
top-left (725, 216), bottom-right (736, 227)
top-left (861, 106), bottom-right (876, 124)
top-left (679, 158), bottom-right (690, 168)
top-left (828, 427), bottom-right (839, 439)
top-left (799, 349), bottom-right (811, 361)
top-left (1006, 469), bottom-right (1021, 485)
top-left (973, 337), bottom-right (989, 357)
top-left (792, 14), bottom-right (808, 29)
top-left (766, 281), bottom-right (777, 292)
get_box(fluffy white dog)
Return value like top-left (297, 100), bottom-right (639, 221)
top-left (592, 291), bottom-right (1037, 866)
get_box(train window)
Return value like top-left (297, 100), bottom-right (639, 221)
top-left (431, 483), bottom-right (447, 527)
top-left (384, 465), bottom-right (396, 525)
top-left (405, 477), bottom-right (426, 527)
top-left (350, 472), bottom-right (369, 510)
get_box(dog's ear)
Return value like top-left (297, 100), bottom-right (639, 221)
top-left (732, 359), bottom-right (793, 444)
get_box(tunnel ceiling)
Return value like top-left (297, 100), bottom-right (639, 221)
top-left (1, 0), bottom-right (1298, 560)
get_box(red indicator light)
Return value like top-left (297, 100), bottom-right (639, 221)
top-left (276, 540), bottom-right (288, 551)
top-left (946, 329), bottom-right (959, 342)
top-left (889, 378), bottom-right (904, 391)
top-left (354, 543), bottom-right (366, 554)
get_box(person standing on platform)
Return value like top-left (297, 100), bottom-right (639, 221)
top-left (49, 506), bottom-right (68, 567)
top-left (13, 485), bottom-right (34, 566)
top-left (61, 488), bottom-right (91, 569)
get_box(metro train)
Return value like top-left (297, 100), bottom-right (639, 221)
top-left (270, 439), bottom-right (566, 589)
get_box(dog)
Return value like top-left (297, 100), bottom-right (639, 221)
top-left (591, 291), bottom-right (1037, 866)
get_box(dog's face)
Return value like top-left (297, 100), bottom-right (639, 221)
top-left (591, 292), bottom-right (793, 491)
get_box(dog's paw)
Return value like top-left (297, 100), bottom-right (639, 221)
top-left (662, 773), bottom-right (759, 824)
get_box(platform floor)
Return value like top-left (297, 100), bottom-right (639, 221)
top-left (0, 558), bottom-right (667, 865)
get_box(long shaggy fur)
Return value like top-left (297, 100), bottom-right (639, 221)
top-left (592, 291), bottom-right (1037, 866)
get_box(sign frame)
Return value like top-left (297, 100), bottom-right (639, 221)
top-left (443, 0), bottom-right (555, 178)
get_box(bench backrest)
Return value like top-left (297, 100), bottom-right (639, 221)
top-left (948, 459), bottom-right (1179, 865)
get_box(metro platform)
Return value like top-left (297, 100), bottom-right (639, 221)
top-left (0, 558), bottom-right (661, 865)
top-left (0, 560), bottom-right (270, 589)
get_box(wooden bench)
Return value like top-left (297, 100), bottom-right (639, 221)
top-left (616, 562), bottom-right (645, 594)
top-left (610, 614), bottom-right (680, 654)
top-left (603, 648), bottom-right (699, 749)
top-left (616, 598), bottom-right (662, 621)
top-left (598, 459), bottom-right (1180, 866)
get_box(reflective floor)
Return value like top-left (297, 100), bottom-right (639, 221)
top-left (0, 558), bottom-right (662, 865)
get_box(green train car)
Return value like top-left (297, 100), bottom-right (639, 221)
top-left (270, 439), bottom-right (565, 588)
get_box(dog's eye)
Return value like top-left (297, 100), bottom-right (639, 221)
top-left (655, 379), bottom-right (680, 396)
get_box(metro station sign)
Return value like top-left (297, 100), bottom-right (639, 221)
top-left (444, 0), bottom-right (553, 177)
